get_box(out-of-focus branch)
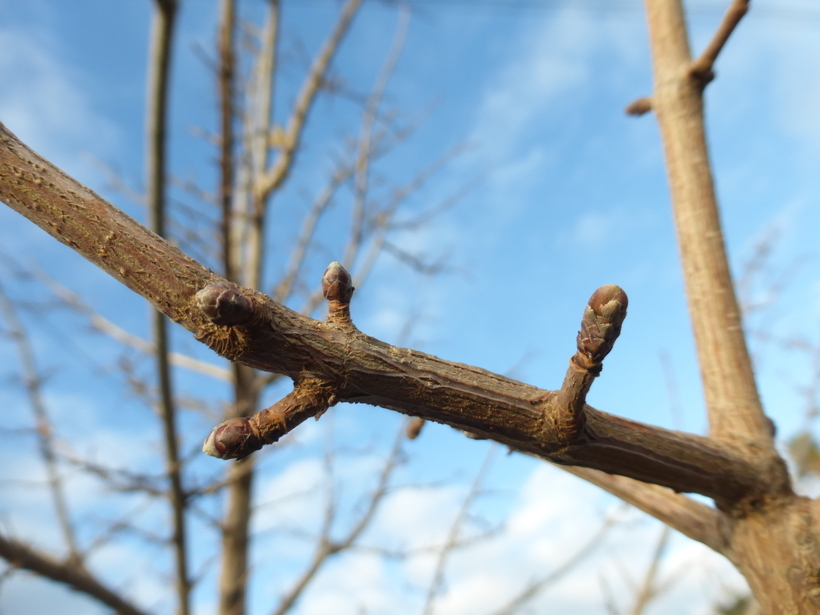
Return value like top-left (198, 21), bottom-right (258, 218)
top-left (341, 5), bottom-right (410, 270)
top-left (490, 513), bottom-right (618, 615)
top-left (422, 445), bottom-right (495, 615)
top-left (0, 534), bottom-right (150, 615)
top-left (254, 0), bottom-right (363, 201)
top-left (145, 2), bottom-right (190, 613)
top-left (273, 164), bottom-right (353, 303)
top-left (270, 422), bottom-right (407, 615)
top-left (562, 465), bottom-right (725, 553)
top-left (627, 526), bottom-right (671, 615)
top-left (643, 0), bottom-right (778, 456)
top-left (0, 285), bottom-right (79, 562)
top-left (24, 263), bottom-right (231, 380)
top-left (689, 0), bottom-right (749, 85)
top-left (250, 0), bottom-right (279, 179)
top-left (218, 0), bottom-right (236, 284)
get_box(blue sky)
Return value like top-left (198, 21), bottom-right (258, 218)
top-left (1, 1), bottom-right (819, 613)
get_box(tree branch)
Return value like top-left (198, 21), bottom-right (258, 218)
top-left (253, 0), bottom-right (363, 202)
top-left (561, 466), bottom-right (725, 553)
top-left (0, 285), bottom-right (79, 561)
top-left (0, 533), bottom-right (150, 615)
top-left (689, 0), bottom-right (750, 85)
top-left (0, 122), bottom-right (773, 511)
top-left (642, 0), bottom-right (782, 458)
top-left (270, 421), bottom-right (406, 615)
top-left (146, 2), bottom-right (190, 612)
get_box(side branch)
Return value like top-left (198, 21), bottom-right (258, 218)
top-left (0, 123), bottom-right (767, 508)
top-left (643, 0), bottom-right (779, 455)
top-left (689, 0), bottom-right (750, 85)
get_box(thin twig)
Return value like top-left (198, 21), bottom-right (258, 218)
top-left (270, 421), bottom-right (407, 615)
top-left (627, 526), bottom-right (670, 615)
top-left (0, 285), bottom-right (80, 562)
top-left (146, 2), bottom-right (190, 611)
top-left (341, 5), bottom-right (411, 270)
top-left (689, 0), bottom-right (750, 85)
top-left (422, 444), bottom-right (496, 615)
top-left (490, 512), bottom-right (619, 615)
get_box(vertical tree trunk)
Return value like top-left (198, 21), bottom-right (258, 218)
top-left (642, 1), bottom-right (820, 612)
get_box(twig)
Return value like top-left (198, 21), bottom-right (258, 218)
top-left (27, 265), bottom-right (231, 381)
top-left (340, 4), bottom-right (411, 270)
top-left (627, 526), bottom-right (670, 615)
top-left (254, 0), bottom-right (364, 201)
top-left (490, 512), bottom-right (618, 615)
top-left (0, 285), bottom-right (80, 562)
top-left (270, 421), bottom-right (408, 615)
top-left (689, 0), bottom-right (750, 85)
top-left (422, 444), bottom-right (496, 615)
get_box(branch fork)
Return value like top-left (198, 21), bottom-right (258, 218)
top-left (199, 262), bottom-right (355, 459)
top-left (625, 0), bottom-right (749, 115)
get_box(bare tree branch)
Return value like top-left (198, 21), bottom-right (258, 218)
top-left (627, 526), bottom-right (670, 615)
top-left (422, 445), bottom-right (495, 615)
top-left (254, 0), bottom-right (363, 202)
top-left (270, 421), bottom-right (407, 615)
top-left (0, 125), bottom-right (777, 510)
top-left (490, 512), bottom-right (618, 615)
top-left (146, 2), bottom-right (191, 612)
top-left (561, 466), bottom-right (725, 553)
top-left (0, 534), bottom-right (150, 615)
top-left (643, 0), bottom-right (778, 455)
top-left (689, 0), bottom-right (750, 85)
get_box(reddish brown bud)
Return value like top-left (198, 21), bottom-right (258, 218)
top-left (577, 285), bottom-right (628, 365)
top-left (321, 262), bottom-right (354, 304)
top-left (196, 282), bottom-right (253, 326)
top-left (202, 417), bottom-right (261, 460)
top-left (406, 417), bottom-right (425, 440)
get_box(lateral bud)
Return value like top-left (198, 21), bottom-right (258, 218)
top-left (576, 285), bottom-right (628, 367)
top-left (322, 262), bottom-right (355, 325)
top-left (322, 261), bottom-right (354, 304)
top-left (196, 282), bottom-right (254, 326)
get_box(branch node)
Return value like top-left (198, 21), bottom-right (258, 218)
top-left (195, 282), bottom-right (254, 326)
top-left (322, 261), bottom-right (355, 325)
